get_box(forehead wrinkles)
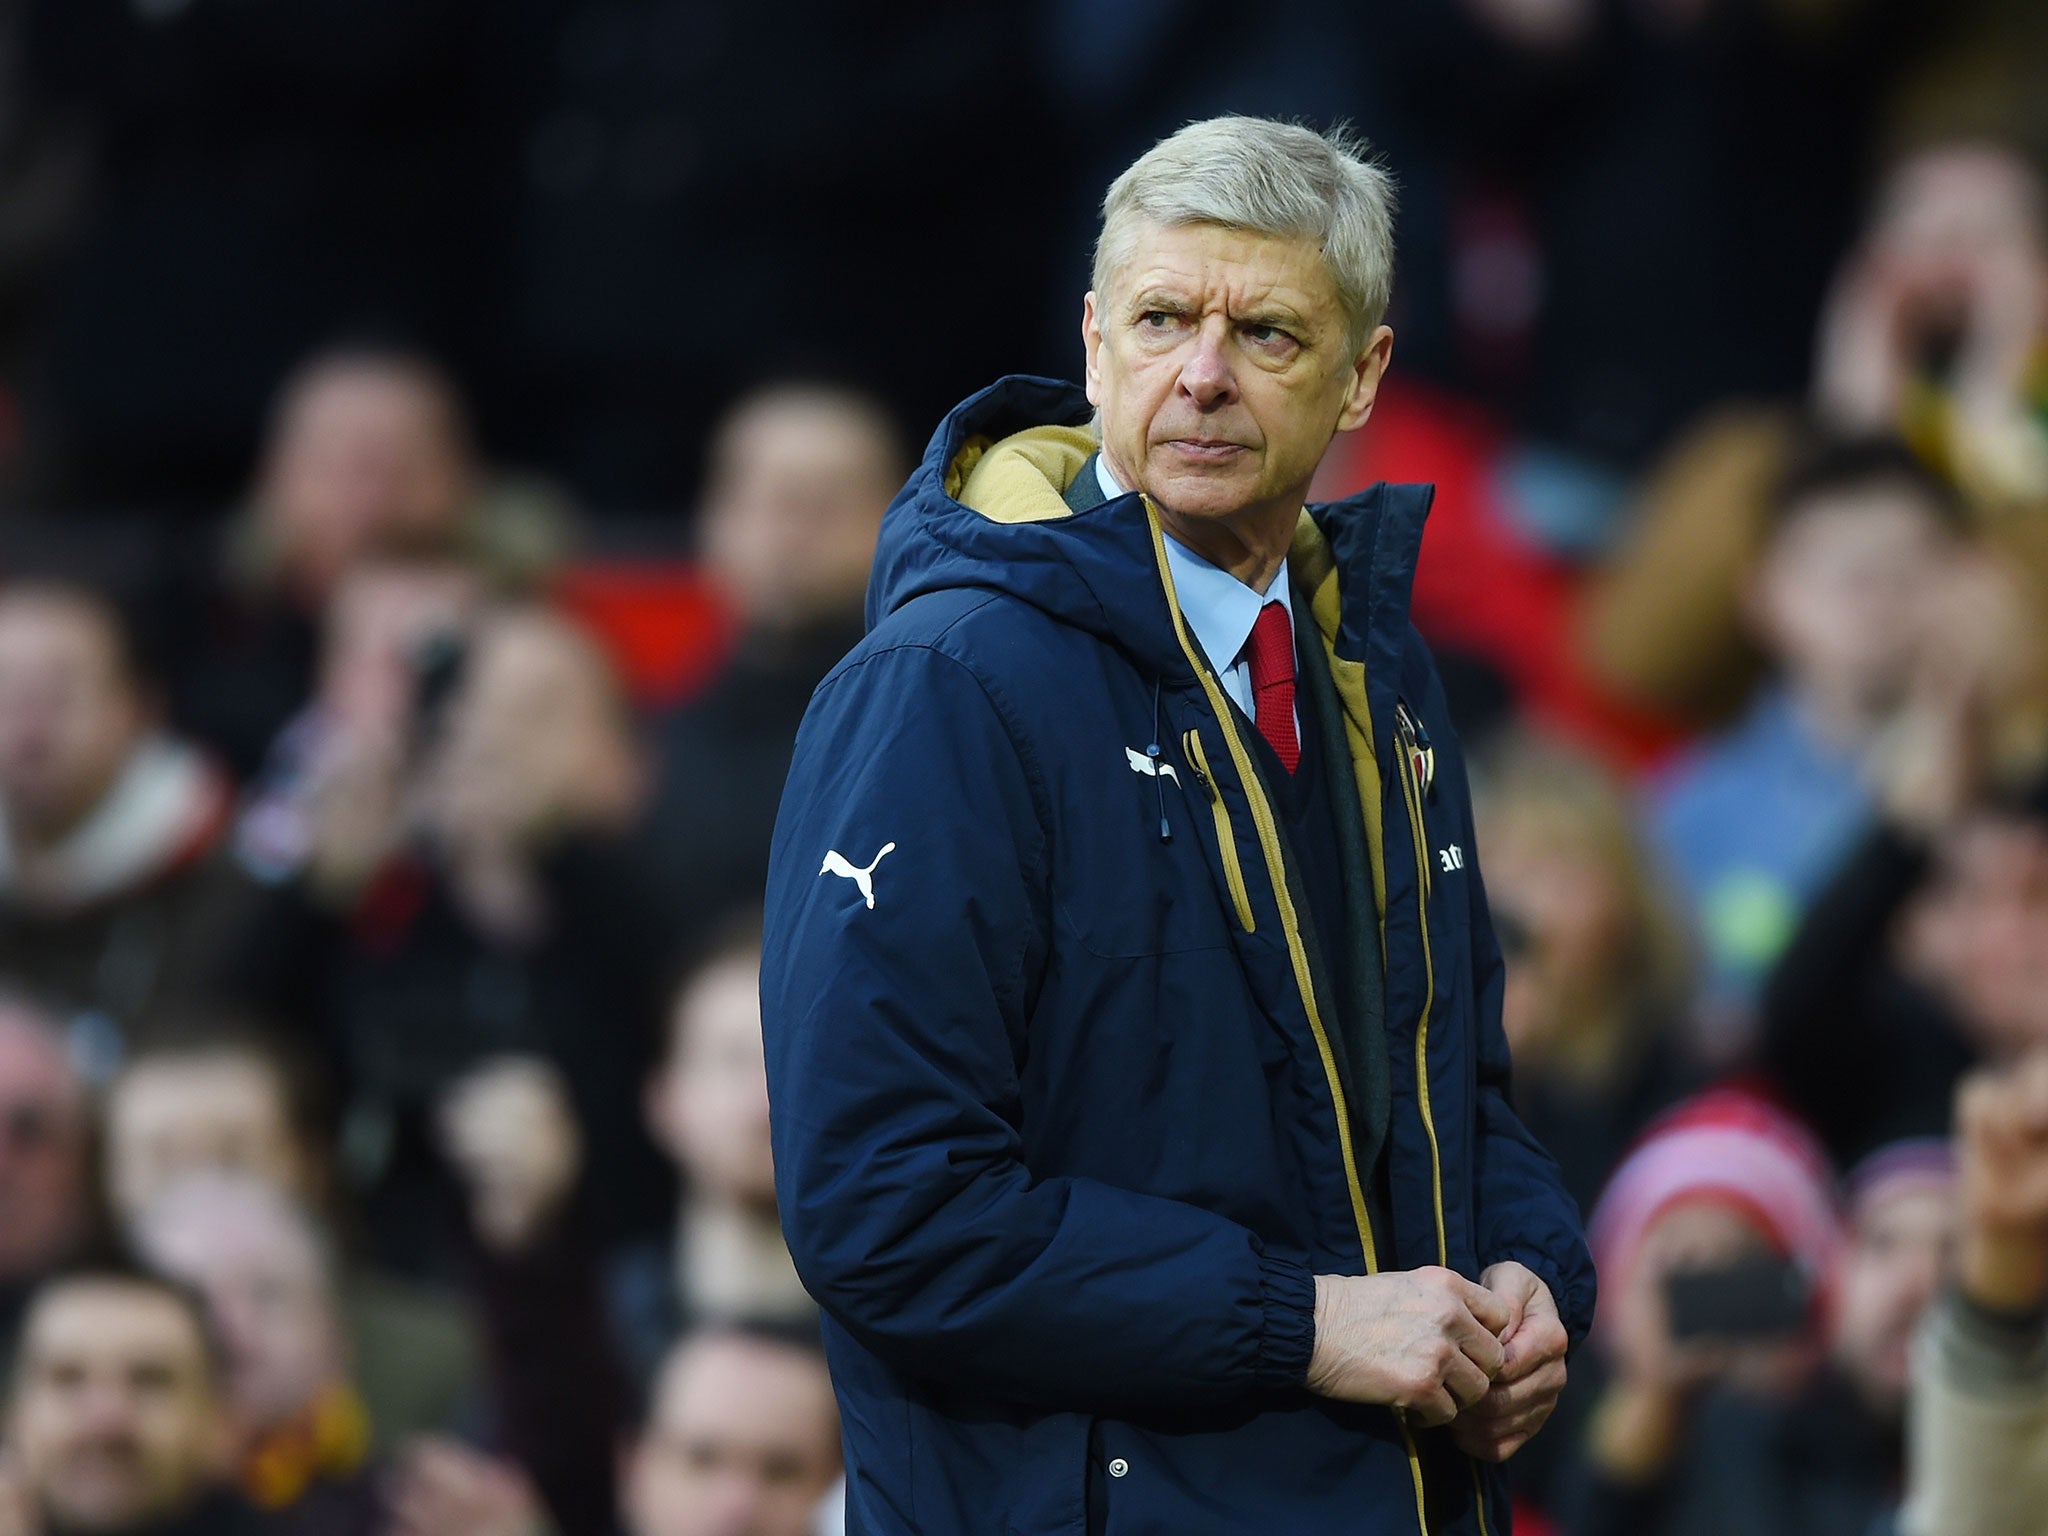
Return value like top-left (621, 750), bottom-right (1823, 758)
top-left (1115, 230), bottom-right (1336, 322)
top-left (1126, 263), bottom-right (1320, 321)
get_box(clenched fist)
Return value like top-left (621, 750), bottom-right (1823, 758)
top-left (1305, 1267), bottom-right (1512, 1426)
top-left (1957, 1050), bottom-right (2048, 1314)
top-left (1449, 1262), bottom-right (1570, 1462)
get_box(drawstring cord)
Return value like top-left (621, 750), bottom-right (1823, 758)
top-left (1147, 676), bottom-right (1172, 843)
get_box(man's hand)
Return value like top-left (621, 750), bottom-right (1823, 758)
top-left (1957, 1051), bottom-right (2048, 1315)
top-left (384, 1438), bottom-right (553, 1536)
top-left (1450, 1261), bottom-right (1569, 1463)
top-left (1306, 1268), bottom-right (1510, 1426)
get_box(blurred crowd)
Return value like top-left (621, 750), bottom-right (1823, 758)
top-left (0, 1), bottom-right (2046, 1535)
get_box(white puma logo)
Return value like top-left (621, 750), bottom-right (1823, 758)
top-left (819, 843), bottom-right (896, 909)
top-left (1126, 747), bottom-right (1180, 786)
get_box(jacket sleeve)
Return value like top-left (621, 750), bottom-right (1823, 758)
top-left (762, 640), bottom-right (1316, 1411)
top-left (1430, 682), bottom-right (1597, 1345)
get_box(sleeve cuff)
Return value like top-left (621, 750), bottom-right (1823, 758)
top-left (1255, 1252), bottom-right (1318, 1388)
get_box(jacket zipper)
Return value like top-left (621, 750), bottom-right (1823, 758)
top-left (1397, 701), bottom-right (1492, 1536)
top-left (1392, 701), bottom-right (1449, 1271)
top-left (1143, 509), bottom-right (1380, 1277)
top-left (1181, 729), bottom-right (1255, 934)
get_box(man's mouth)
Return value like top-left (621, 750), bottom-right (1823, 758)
top-left (1162, 439), bottom-right (1248, 462)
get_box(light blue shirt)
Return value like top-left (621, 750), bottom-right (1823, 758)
top-left (1095, 453), bottom-right (1292, 720)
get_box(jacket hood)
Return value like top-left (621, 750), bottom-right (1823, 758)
top-left (866, 375), bottom-right (1436, 680)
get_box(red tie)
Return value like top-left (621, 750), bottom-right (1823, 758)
top-left (1246, 601), bottom-right (1300, 773)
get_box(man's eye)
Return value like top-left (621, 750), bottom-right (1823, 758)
top-left (1245, 324), bottom-right (1289, 345)
top-left (1139, 311), bottom-right (1177, 329)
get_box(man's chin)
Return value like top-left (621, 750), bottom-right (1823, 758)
top-left (1143, 465), bottom-right (1265, 523)
top-left (47, 1480), bottom-right (165, 1535)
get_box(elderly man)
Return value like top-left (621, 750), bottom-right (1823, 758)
top-left (762, 116), bottom-right (1595, 1535)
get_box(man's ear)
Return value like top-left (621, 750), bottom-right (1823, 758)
top-left (1335, 325), bottom-right (1395, 434)
top-left (1082, 292), bottom-right (1104, 408)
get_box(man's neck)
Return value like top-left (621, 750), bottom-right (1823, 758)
top-left (1099, 447), bottom-right (1298, 593)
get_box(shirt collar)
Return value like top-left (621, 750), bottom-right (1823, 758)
top-left (1094, 453), bottom-right (1290, 676)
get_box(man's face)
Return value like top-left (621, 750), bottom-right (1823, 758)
top-left (1749, 485), bottom-right (1952, 711)
top-left (138, 1189), bottom-right (343, 1438)
top-left (0, 594), bottom-right (147, 838)
top-left (699, 393), bottom-right (896, 633)
top-left (1866, 144), bottom-right (2048, 345)
top-left (1904, 816), bottom-right (2048, 1056)
top-left (646, 953), bottom-right (777, 1210)
top-left (260, 365), bottom-right (473, 601)
top-left (1829, 1186), bottom-right (1955, 1412)
top-left (623, 1334), bottom-right (840, 1536)
top-left (1084, 221), bottom-right (1390, 539)
top-left (8, 1281), bottom-right (228, 1533)
top-left (1477, 808), bottom-right (1632, 1062)
top-left (0, 1013), bottom-right (91, 1280)
top-left (106, 1055), bottom-right (308, 1228)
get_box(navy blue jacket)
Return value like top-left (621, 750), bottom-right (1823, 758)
top-left (763, 378), bottom-right (1595, 1536)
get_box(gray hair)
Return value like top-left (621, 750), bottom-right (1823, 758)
top-left (1092, 116), bottom-right (1398, 354)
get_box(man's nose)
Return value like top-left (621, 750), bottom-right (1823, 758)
top-left (1176, 320), bottom-right (1237, 408)
top-left (77, 1381), bottom-right (139, 1435)
top-left (702, 1470), bottom-right (767, 1536)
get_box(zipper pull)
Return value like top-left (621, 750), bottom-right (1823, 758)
top-left (1180, 729), bottom-right (1218, 801)
top-left (1394, 700), bottom-right (1435, 800)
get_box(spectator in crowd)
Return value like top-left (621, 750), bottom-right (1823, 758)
top-left (613, 916), bottom-right (812, 1382)
top-left (1648, 436), bottom-right (1967, 1034)
top-left (1475, 734), bottom-right (1696, 1217)
top-left (1758, 550), bottom-right (2048, 1166)
top-left (223, 601), bottom-right (671, 1267)
top-left (642, 383), bottom-right (901, 952)
top-left (0, 1263), bottom-right (263, 1534)
top-left (0, 582), bottom-right (236, 1038)
top-left (1562, 1090), bottom-right (1843, 1536)
top-left (173, 345), bottom-right (567, 782)
top-left (1904, 1050), bottom-right (2048, 1535)
top-left (616, 1325), bottom-right (839, 1536)
top-left (0, 992), bottom-right (93, 1383)
top-left (435, 1054), bottom-right (628, 1536)
top-left (1563, 1130), bottom-right (1952, 1536)
top-left (1582, 135), bottom-right (2048, 729)
top-left (373, 1322), bottom-right (841, 1536)
top-left (1831, 1140), bottom-right (1958, 1428)
top-left (104, 1032), bottom-right (327, 1226)
top-left (130, 1174), bottom-right (378, 1535)
top-left (103, 1028), bottom-right (482, 1453)
top-left (231, 554), bottom-right (484, 902)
